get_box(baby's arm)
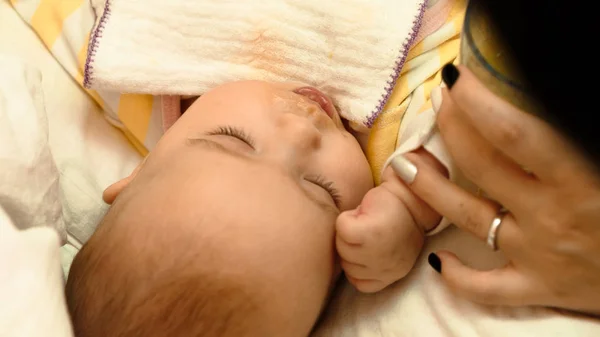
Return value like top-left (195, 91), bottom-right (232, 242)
top-left (336, 148), bottom-right (447, 293)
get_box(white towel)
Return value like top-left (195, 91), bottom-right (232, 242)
top-left (85, 0), bottom-right (425, 128)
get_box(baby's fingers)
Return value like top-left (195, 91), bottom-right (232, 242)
top-left (337, 237), bottom-right (389, 293)
top-left (345, 274), bottom-right (387, 293)
top-left (336, 208), bottom-right (368, 245)
top-left (336, 185), bottom-right (401, 246)
top-left (340, 259), bottom-right (371, 279)
top-left (431, 251), bottom-right (534, 306)
top-left (335, 233), bottom-right (367, 265)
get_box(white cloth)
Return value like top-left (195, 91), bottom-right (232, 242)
top-left (85, 0), bottom-right (425, 128)
top-left (0, 206), bottom-right (73, 337)
top-left (0, 54), bottom-right (66, 242)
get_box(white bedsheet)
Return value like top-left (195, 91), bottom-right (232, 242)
top-left (0, 207), bottom-right (72, 337)
top-left (313, 227), bottom-right (600, 336)
top-left (0, 47), bottom-right (73, 337)
top-left (1, 1), bottom-right (600, 336)
top-left (0, 0), bottom-right (141, 275)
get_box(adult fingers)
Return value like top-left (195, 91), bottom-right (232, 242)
top-left (429, 251), bottom-right (535, 306)
top-left (441, 64), bottom-right (580, 184)
top-left (393, 152), bottom-right (523, 251)
top-left (435, 88), bottom-right (538, 211)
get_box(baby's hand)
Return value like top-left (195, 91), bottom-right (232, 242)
top-left (336, 151), bottom-right (445, 293)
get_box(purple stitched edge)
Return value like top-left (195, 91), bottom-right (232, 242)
top-left (83, 0), bottom-right (113, 89)
top-left (365, 1), bottom-right (426, 128)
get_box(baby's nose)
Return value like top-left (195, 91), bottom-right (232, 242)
top-left (279, 113), bottom-right (322, 153)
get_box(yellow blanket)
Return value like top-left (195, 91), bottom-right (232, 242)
top-left (368, 0), bottom-right (465, 183)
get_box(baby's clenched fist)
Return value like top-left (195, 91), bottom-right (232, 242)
top-left (336, 155), bottom-right (444, 293)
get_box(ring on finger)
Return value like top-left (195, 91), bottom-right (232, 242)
top-left (487, 209), bottom-right (508, 251)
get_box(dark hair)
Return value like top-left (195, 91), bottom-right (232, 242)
top-left (475, 0), bottom-right (600, 164)
top-left (65, 205), bottom-right (265, 337)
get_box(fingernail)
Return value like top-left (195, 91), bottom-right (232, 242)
top-left (431, 86), bottom-right (442, 113)
top-left (390, 155), bottom-right (417, 184)
top-left (428, 253), bottom-right (442, 273)
top-left (441, 63), bottom-right (459, 89)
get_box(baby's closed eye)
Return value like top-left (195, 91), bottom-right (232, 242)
top-left (305, 174), bottom-right (341, 209)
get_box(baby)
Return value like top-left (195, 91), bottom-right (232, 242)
top-left (65, 80), bottom-right (446, 336)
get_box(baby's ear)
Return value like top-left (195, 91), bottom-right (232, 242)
top-left (102, 157), bottom-right (146, 205)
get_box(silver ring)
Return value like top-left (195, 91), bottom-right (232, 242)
top-left (486, 211), bottom-right (506, 251)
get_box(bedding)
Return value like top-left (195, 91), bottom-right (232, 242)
top-left (0, 0), bottom-right (141, 276)
top-left (0, 52), bottom-right (65, 241)
top-left (9, 0), bottom-right (162, 155)
top-left (2, 0), bottom-right (600, 336)
top-left (0, 205), bottom-right (73, 337)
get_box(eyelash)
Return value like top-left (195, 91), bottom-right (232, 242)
top-left (309, 175), bottom-right (342, 208)
top-left (207, 126), bottom-right (256, 148)
top-left (208, 126), bottom-right (340, 207)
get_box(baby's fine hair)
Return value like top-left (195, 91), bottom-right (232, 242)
top-left (65, 197), bottom-right (264, 337)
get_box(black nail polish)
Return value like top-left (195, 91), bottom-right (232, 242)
top-left (441, 63), bottom-right (459, 89)
top-left (428, 253), bottom-right (442, 273)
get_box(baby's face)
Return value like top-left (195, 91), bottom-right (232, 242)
top-left (107, 80), bottom-right (372, 334)
top-left (161, 80), bottom-right (372, 212)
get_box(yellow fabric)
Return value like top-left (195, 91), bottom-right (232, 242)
top-left (30, 0), bottom-right (82, 48)
top-left (117, 94), bottom-right (153, 145)
top-left (10, 0), bottom-right (464, 166)
top-left (367, 0), bottom-right (465, 184)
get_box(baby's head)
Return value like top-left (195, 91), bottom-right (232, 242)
top-left (66, 81), bottom-right (373, 336)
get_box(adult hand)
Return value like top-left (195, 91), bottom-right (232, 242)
top-left (394, 64), bottom-right (600, 316)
